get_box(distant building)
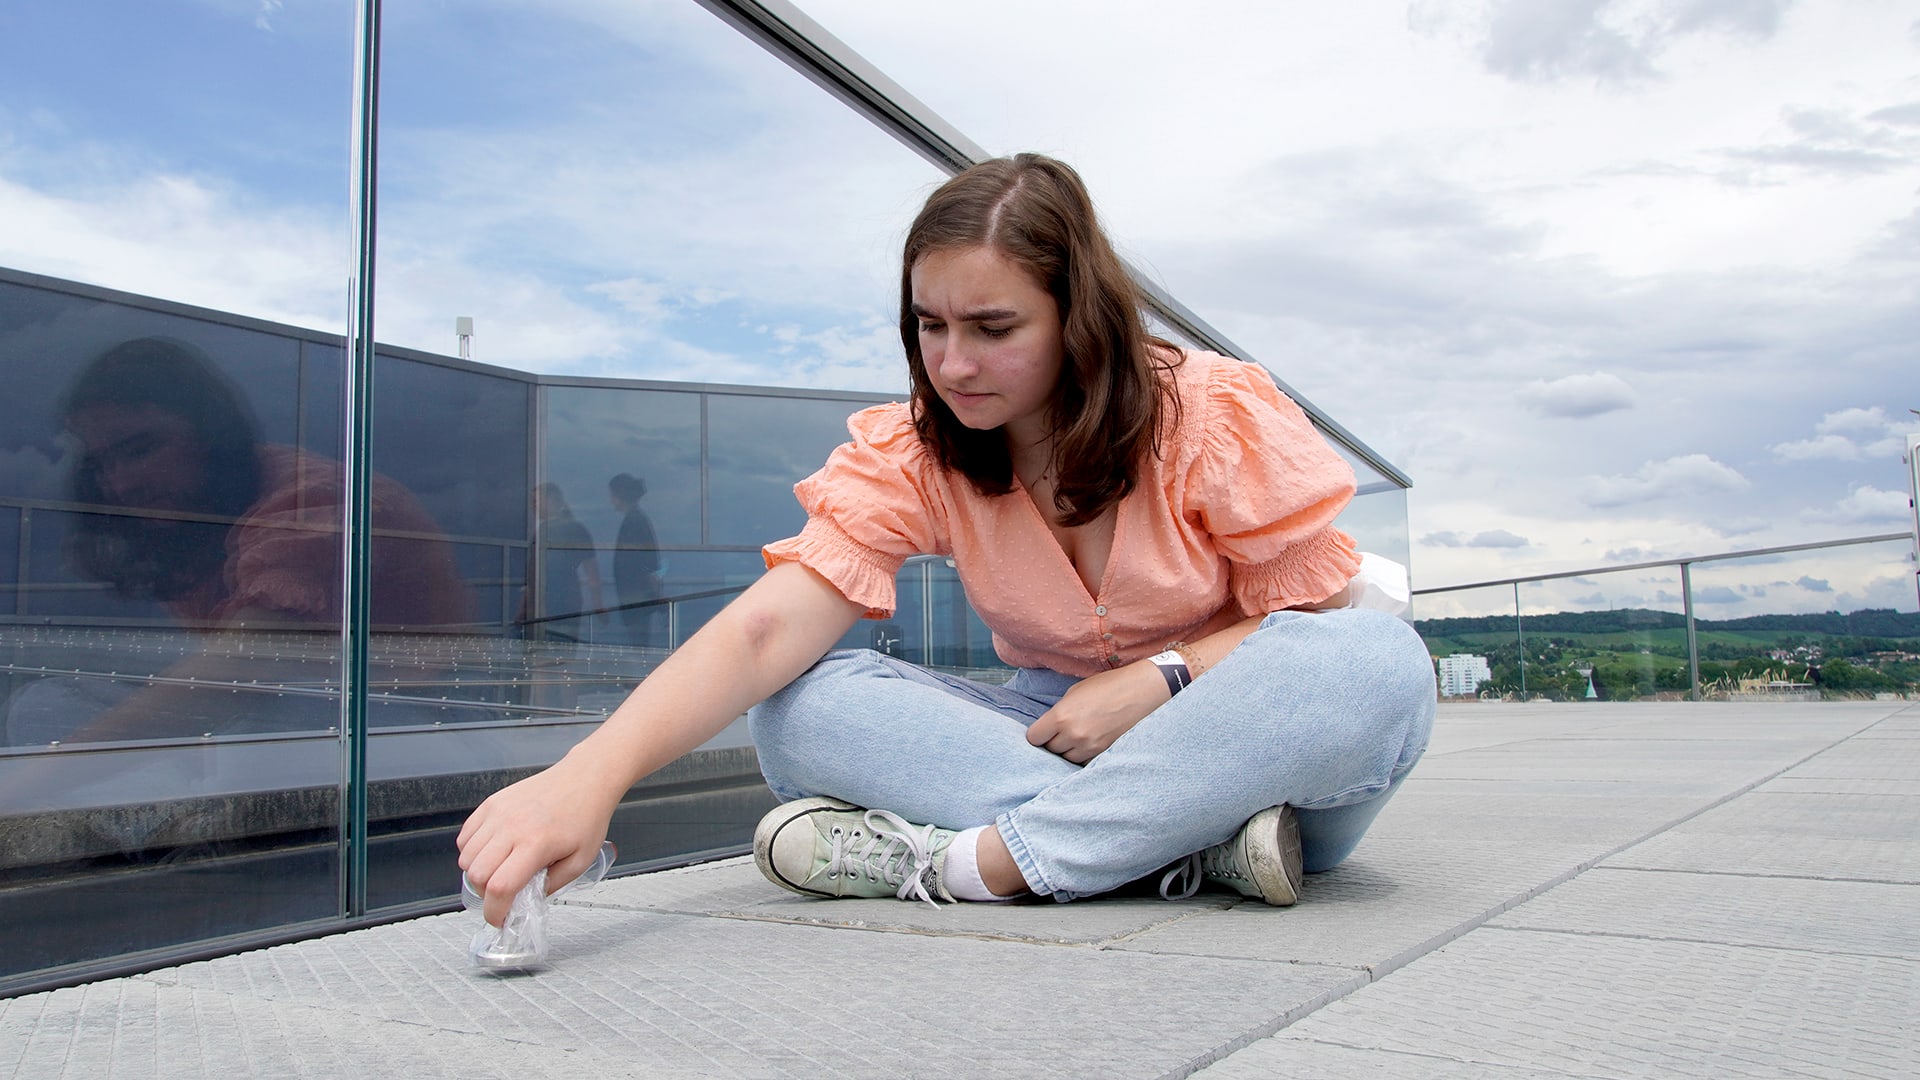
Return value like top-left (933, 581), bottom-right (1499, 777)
top-left (1438, 653), bottom-right (1492, 697)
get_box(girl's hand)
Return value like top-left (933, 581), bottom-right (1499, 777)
top-left (455, 758), bottom-right (622, 927)
top-left (1025, 662), bottom-right (1169, 764)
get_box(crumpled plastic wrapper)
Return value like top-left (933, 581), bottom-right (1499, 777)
top-left (461, 841), bottom-right (615, 973)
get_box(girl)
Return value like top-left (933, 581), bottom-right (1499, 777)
top-left (458, 154), bottom-right (1435, 918)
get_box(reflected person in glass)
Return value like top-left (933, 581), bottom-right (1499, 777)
top-left (4, 337), bottom-right (469, 745)
top-left (607, 472), bottom-right (663, 648)
top-left (459, 154), bottom-right (1435, 922)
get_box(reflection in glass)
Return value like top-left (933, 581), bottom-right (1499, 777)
top-left (708, 394), bottom-right (889, 547)
top-left (0, 298), bottom-right (353, 978)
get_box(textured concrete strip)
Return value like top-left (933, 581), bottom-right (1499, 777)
top-left (0, 977), bottom-right (670, 1080)
top-left (1608, 791), bottom-right (1920, 882)
top-left (1261, 927), bottom-right (1920, 1079)
top-left (1488, 866), bottom-right (1920, 958)
top-left (571, 855), bottom-right (1237, 944)
top-left (137, 905), bottom-right (1356, 1079)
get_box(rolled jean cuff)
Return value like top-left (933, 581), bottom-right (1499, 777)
top-left (994, 813), bottom-right (1067, 901)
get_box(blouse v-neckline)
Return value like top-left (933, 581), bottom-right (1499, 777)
top-left (1013, 474), bottom-right (1123, 605)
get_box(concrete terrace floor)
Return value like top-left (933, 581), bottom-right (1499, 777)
top-left (4, 700), bottom-right (1916, 1079)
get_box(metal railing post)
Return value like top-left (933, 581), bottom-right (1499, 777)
top-left (1514, 582), bottom-right (1527, 699)
top-left (1681, 562), bottom-right (1701, 700)
top-left (340, 0), bottom-right (382, 920)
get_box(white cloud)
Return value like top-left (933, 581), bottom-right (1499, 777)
top-left (1422, 529), bottom-right (1532, 548)
top-left (1517, 371), bottom-right (1635, 417)
top-left (1771, 434), bottom-right (1860, 461)
top-left (1818, 406), bottom-right (1895, 435)
top-left (1585, 454), bottom-right (1751, 507)
top-left (1806, 484), bottom-right (1913, 526)
top-left (1773, 406), bottom-right (1920, 462)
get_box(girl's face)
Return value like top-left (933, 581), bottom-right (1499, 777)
top-left (68, 403), bottom-right (210, 512)
top-left (911, 245), bottom-right (1065, 449)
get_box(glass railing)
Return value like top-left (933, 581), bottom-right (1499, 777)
top-left (1413, 532), bottom-right (1919, 701)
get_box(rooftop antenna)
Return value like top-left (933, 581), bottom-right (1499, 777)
top-left (455, 316), bottom-right (474, 360)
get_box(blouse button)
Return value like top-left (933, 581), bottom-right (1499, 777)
top-left (1101, 632), bottom-right (1114, 641)
top-left (1094, 604), bottom-right (1108, 616)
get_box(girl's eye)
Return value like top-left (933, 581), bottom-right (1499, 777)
top-left (980, 326), bottom-right (1012, 339)
top-left (918, 321), bottom-right (943, 334)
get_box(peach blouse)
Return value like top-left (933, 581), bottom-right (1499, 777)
top-left (762, 349), bottom-right (1361, 677)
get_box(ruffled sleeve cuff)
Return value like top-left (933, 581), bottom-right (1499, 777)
top-left (1229, 525), bottom-right (1363, 616)
top-left (763, 516), bottom-right (907, 618)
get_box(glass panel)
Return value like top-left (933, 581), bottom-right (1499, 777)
top-left (1336, 486), bottom-right (1410, 575)
top-left (0, 0), bottom-right (354, 989)
top-left (1517, 572), bottom-right (1689, 701)
top-left (707, 393), bottom-right (878, 548)
top-left (1689, 539), bottom-right (1919, 700)
top-left (367, 3), bottom-right (943, 909)
top-left (1410, 584), bottom-right (1517, 699)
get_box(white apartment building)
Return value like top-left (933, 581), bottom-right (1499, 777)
top-left (1437, 653), bottom-right (1493, 697)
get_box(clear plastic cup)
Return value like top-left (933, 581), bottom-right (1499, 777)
top-left (462, 840), bottom-right (616, 972)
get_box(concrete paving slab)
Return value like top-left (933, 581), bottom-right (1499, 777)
top-left (1268, 926), bottom-right (1920, 1079)
top-left (1756, 775), bottom-right (1920, 796)
top-left (1488, 865), bottom-right (1920, 958)
top-left (9, 701), bottom-right (1917, 1078)
top-left (1608, 791), bottom-right (1920, 882)
top-left (1786, 738), bottom-right (1920, 780)
top-left (142, 904), bottom-right (1359, 1079)
top-left (1408, 738), bottom-right (1824, 787)
top-left (1363, 786), bottom-right (1717, 842)
top-left (0, 977), bottom-right (631, 1080)
top-left (1112, 836), bottom-right (1599, 968)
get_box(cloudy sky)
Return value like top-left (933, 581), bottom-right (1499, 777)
top-left (2, 0), bottom-right (1916, 616)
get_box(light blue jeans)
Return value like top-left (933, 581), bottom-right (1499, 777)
top-left (749, 608), bottom-right (1436, 901)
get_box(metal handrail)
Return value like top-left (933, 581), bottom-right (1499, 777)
top-left (1412, 532), bottom-right (1911, 595)
top-left (1408, 531), bottom-right (1916, 700)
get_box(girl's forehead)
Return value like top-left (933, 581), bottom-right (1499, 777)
top-left (911, 246), bottom-right (1046, 300)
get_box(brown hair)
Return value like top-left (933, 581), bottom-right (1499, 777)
top-left (901, 153), bottom-right (1180, 526)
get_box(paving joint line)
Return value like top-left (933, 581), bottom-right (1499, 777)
top-left (1592, 864), bottom-right (1920, 887)
top-left (1279, 1035), bottom-right (1626, 1079)
top-left (1476, 922), bottom-right (1920, 963)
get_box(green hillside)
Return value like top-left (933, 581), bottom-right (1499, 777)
top-left (1414, 607), bottom-right (1920, 701)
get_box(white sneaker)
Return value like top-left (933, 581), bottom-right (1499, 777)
top-left (753, 798), bottom-right (955, 906)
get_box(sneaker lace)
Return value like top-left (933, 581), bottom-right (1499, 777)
top-left (1158, 853), bottom-right (1202, 901)
top-left (827, 809), bottom-right (944, 907)
top-left (1157, 844), bottom-right (1248, 901)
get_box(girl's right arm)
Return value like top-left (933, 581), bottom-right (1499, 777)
top-left (455, 560), bottom-right (864, 926)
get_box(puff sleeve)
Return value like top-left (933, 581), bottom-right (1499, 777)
top-left (1183, 360), bottom-right (1362, 615)
top-left (762, 404), bottom-right (946, 617)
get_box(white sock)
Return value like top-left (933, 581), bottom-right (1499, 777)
top-left (942, 826), bottom-right (1024, 902)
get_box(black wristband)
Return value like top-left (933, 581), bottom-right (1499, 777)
top-left (1148, 650), bottom-right (1191, 696)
